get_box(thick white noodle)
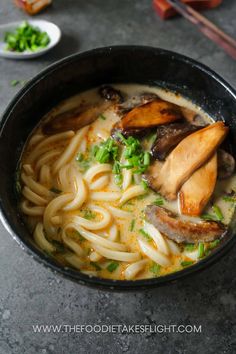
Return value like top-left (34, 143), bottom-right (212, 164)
top-left (90, 191), bottom-right (121, 201)
top-left (122, 169), bottom-right (132, 191)
top-left (166, 239), bottom-right (180, 255)
top-left (64, 253), bottom-right (86, 270)
top-left (107, 205), bottom-right (132, 218)
top-left (21, 173), bottom-right (52, 199)
top-left (22, 164), bottom-right (34, 176)
top-left (138, 239), bottom-right (171, 267)
top-left (21, 200), bottom-right (45, 216)
top-left (70, 205), bottom-right (112, 230)
top-left (34, 223), bottom-right (55, 253)
top-left (107, 224), bottom-right (119, 241)
top-left (89, 251), bottom-right (103, 262)
top-left (58, 164), bottom-right (72, 192)
top-left (67, 224), bottom-right (126, 251)
top-left (183, 249), bottom-right (199, 260)
top-left (39, 165), bottom-right (51, 187)
top-left (143, 222), bottom-right (170, 256)
top-left (62, 232), bottom-right (86, 257)
top-left (28, 133), bottom-right (45, 147)
top-left (51, 216), bottom-right (62, 225)
top-left (92, 244), bottom-right (141, 262)
top-left (90, 175), bottom-right (109, 190)
top-left (27, 131), bottom-right (75, 163)
top-left (44, 193), bottom-right (73, 237)
top-left (119, 185), bottom-right (146, 205)
top-left (124, 259), bottom-right (148, 280)
top-left (84, 164), bottom-right (111, 184)
top-left (63, 166), bottom-right (87, 211)
top-left (22, 186), bottom-right (48, 206)
top-left (53, 127), bottom-right (89, 174)
top-left (35, 149), bottom-right (61, 171)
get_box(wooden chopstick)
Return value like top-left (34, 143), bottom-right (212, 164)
top-left (166, 0), bottom-right (236, 60)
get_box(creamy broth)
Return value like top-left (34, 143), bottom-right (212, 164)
top-left (19, 84), bottom-right (236, 280)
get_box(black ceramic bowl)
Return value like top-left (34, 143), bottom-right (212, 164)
top-left (1, 46), bottom-right (236, 290)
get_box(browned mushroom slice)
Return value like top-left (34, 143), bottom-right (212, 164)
top-left (145, 205), bottom-right (225, 243)
top-left (43, 101), bottom-right (113, 135)
top-left (154, 122), bottom-right (228, 200)
top-left (151, 122), bottom-right (202, 161)
top-left (181, 107), bottom-right (207, 126)
top-left (118, 92), bottom-right (158, 113)
top-left (99, 85), bottom-right (124, 103)
top-left (217, 149), bottom-right (235, 179)
top-left (120, 99), bottom-right (182, 129)
top-left (111, 121), bottom-right (150, 139)
top-left (143, 160), bottom-right (164, 192)
top-left (179, 153), bottom-right (217, 216)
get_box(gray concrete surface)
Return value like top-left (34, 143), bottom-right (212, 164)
top-left (0, 1), bottom-right (236, 353)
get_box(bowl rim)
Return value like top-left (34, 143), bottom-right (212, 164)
top-left (1, 45), bottom-right (236, 290)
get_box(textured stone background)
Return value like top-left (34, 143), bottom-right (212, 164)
top-left (0, 1), bottom-right (236, 353)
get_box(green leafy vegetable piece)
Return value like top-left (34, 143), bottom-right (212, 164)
top-left (99, 114), bottom-right (106, 120)
top-left (181, 260), bottom-right (194, 267)
top-left (208, 239), bottom-right (220, 250)
top-left (201, 205), bottom-right (224, 222)
top-left (149, 262), bottom-right (161, 275)
top-left (139, 228), bottom-right (152, 241)
top-left (90, 262), bottom-right (101, 270)
top-left (94, 138), bottom-right (119, 164)
top-left (223, 195), bottom-right (236, 203)
top-left (107, 262), bottom-right (119, 272)
top-left (198, 243), bottom-right (205, 258)
top-left (153, 197), bottom-right (164, 206)
top-left (10, 79), bottom-right (19, 87)
top-left (130, 219), bottom-right (135, 231)
top-left (83, 209), bottom-right (96, 220)
top-left (50, 187), bottom-right (62, 194)
top-left (184, 243), bottom-right (196, 252)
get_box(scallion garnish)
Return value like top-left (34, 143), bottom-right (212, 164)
top-left (139, 228), bottom-right (152, 241)
top-left (149, 262), bottom-right (161, 275)
top-left (181, 260), bottom-right (194, 267)
top-left (198, 243), bottom-right (205, 258)
top-left (184, 243), bottom-right (196, 252)
top-left (107, 262), bottom-right (119, 272)
top-left (130, 219), bottom-right (135, 231)
top-left (50, 187), bottom-right (62, 194)
top-left (201, 205), bottom-right (224, 222)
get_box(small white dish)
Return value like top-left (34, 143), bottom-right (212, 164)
top-left (0, 19), bottom-right (61, 59)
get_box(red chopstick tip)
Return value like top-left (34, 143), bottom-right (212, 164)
top-left (153, 0), bottom-right (222, 20)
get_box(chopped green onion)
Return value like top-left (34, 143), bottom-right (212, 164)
top-left (90, 262), bottom-right (101, 270)
top-left (153, 197), bottom-right (164, 206)
top-left (181, 260), bottom-right (194, 267)
top-left (11, 79), bottom-right (20, 87)
top-left (149, 262), bottom-right (161, 275)
top-left (139, 228), bottom-right (152, 241)
top-left (50, 187), bottom-right (62, 194)
top-left (83, 209), bottom-right (96, 220)
top-left (201, 205), bottom-right (224, 222)
top-left (107, 262), bottom-right (119, 272)
top-left (114, 173), bottom-right (123, 186)
top-left (223, 195), bottom-right (236, 203)
top-left (141, 179), bottom-right (149, 190)
top-left (51, 240), bottom-right (66, 253)
top-left (212, 205), bottom-right (224, 221)
top-left (130, 219), bottom-right (135, 232)
top-left (4, 21), bottom-right (50, 53)
top-left (208, 239), bottom-right (220, 250)
top-left (99, 114), bottom-right (106, 120)
top-left (198, 243), bottom-right (205, 258)
top-left (94, 138), bottom-right (119, 164)
top-left (184, 243), bottom-right (196, 252)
